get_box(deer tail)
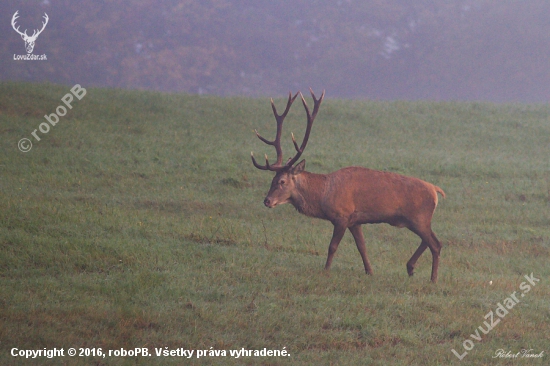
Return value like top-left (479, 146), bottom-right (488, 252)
top-left (434, 185), bottom-right (446, 199)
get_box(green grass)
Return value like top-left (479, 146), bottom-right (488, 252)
top-left (1, 82), bottom-right (549, 365)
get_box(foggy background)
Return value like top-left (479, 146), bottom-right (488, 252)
top-left (2, 0), bottom-right (549, 102)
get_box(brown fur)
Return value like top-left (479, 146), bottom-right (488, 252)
top-left (264, 163), bottom-right (445, 282)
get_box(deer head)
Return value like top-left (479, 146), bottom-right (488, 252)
top-left (251, 89), bottom-right (325, 207)
top-left (12, 11), bottom-right (49, 54)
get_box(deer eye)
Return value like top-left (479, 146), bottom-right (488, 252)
top-left (279, 179), bottom-right (286, 185)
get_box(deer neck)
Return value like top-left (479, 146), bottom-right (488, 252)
top-left (290, 171), bottom-right (327, 219)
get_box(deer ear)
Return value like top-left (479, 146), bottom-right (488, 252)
top-left (291, 159), bottom-right (306, 175)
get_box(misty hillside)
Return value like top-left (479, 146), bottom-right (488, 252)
top-left (2, 0), bottom-right (550, 102)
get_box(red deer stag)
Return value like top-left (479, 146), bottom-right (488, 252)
top-left (251, 89), bottom-right (446, 282)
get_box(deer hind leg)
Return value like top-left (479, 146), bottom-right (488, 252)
top-left (428, 231), bottom-right (442, 283)
top-left (408, 227), bottom-right (442, 283)
top-left (406, 241), bottom-right (428, 277)
top-left (349, 225), bottom-right (373, 275)
top-left (324, 223), bottom-right (347, 270)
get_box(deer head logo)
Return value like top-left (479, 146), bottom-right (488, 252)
top-left (11, 11), bottom-right (49, 54)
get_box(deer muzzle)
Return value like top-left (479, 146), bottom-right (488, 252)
top-left (263, 197), bottom-right (276, 208)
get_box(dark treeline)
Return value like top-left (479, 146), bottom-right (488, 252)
top-left (2, 0), bottom-right (549, 102)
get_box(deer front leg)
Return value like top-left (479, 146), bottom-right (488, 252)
top-left (349, 225), bottom-right (373, 275)
top-left (324, 223), bottom-right (347, 270)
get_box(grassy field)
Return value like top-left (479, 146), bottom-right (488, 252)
top-left (1, 82), bottom-right (549, 365)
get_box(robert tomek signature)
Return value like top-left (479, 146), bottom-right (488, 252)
top-left (493, 349), bottom-right (545, 359)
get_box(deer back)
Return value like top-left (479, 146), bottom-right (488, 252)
top-left (294, 167), bottom-right (442, 227)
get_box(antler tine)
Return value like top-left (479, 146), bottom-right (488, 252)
top-left (272, 91), bottom-right (298, 120)
top-left (251, 92), bottom-right (299, 171)
top-left (33, 13), bottom-right (49, 37)
top-left (11, 11), bottom-right (19, 25)
top-left (287, 89), bottom-right (325, 167)
top-left (309, 88), bottom-right (325, 121)
top-left (11, 11), bottom-right (26, 36)
top-left (250, 152), bottom-right (271, 170)
top-left (254, 129), bottom-right (273, 146)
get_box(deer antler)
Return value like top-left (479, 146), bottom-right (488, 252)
top-left (31, 13), bottom-right (49, 39)
top-left (11, 11), bottom-right (26, 37)
top-left (287, 88), bottom-right (325, 167)
top-left (251, 92), bottom-right (298, 171)
top-left (11, 11), bottom-right (48, 40)
top-left (251, 89), bottom-right (324, 171)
